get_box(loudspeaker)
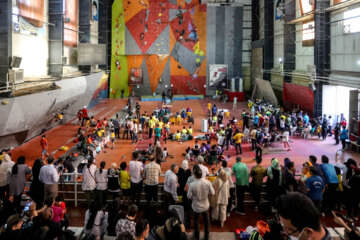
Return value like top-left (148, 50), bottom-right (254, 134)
top-left (308, 82), bottom-right (316, 91)
top-left (9, 56), bottom-right (22, 68)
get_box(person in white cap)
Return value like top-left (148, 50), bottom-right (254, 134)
top-left (197, 156), bottom-right (209, 179)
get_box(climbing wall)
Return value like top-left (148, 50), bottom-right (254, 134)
top-left (110, 0), bottom-right (207, 98)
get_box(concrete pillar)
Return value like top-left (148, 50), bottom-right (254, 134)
top-left (314, 0), bottom-right (330, 117)
top-left (0, 0), bottom-right (12, 86)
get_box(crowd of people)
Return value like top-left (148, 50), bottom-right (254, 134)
top-left (0, 97), bottom-right (359, 240)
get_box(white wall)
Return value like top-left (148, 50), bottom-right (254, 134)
top-left (12, 0), bottom-right (49, 79)
top-left (330, 3), bottom-right (360, 73)
top-left (295, 1), bottom-right (314, 71)
top-left (322, 85), bottom-right (355, 125)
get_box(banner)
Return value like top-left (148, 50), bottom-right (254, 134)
top-left (92, 0), bottom-right (99, 21)
top-left (209, 64), bottom-right (228, 90)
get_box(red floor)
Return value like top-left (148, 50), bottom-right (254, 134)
top-left (8, 98), bottom-right (360, 231)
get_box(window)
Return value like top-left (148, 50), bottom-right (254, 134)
top-left (17, 0), bottom-right (44, 28)
top-left (64, 0), bottom-right (79, 47)
top-left (299, 0), bottom-right (315, 16)
top-left (302, 21), bottom-right (315, 46)
top-left (343, 8), bottom-right (360, 33)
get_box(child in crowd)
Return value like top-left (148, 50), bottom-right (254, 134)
top-left (162, 147), bottom-right (168, 162)
top-left (55, 195), bottom-right (69, 229)
top-left (147, 144), bottom-right (153, 155)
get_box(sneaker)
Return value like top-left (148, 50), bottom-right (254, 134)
top-left (227, 213), bottom-right (230, 217)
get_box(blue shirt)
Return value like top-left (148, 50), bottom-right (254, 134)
top-left (321, 163), bottom-right (339, 184)
top-left (304, 115), bottom-right (309, 124)
top-left (253, 115), bottom-right (259, 124)
top-left (340, 129), bottom-right (348, 140)
top-left (305, 175), bottom-right (325, 201)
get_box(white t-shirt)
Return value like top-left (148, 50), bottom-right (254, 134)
top-left (129, 160), bottom-right (143, 183)
top-left (283, 131), bottom-right (289, 142)
top-left (199, 164), bottom-right (209, 179)
top-left (233, 97), bottom-right (237, 103)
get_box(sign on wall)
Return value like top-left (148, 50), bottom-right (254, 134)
top-left (92, 0), bottom-right (99, 21)
top-left (209, 64), bottom-right (228, 90)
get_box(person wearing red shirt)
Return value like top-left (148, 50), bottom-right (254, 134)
top-left (40, 135), bottom-right (48, 156)
top-left (81, 106), bottom-right (89, 126)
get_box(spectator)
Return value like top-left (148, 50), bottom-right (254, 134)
top-left (82, 158), bottom-right (97, 208)
top-left (84, 204), bottom-right (108, 240)
top-left (283, 160), bottom-right (297, 192)
top-left (164, 164), bottom-right (179, 210)
top-left (277, 192), bottom-right (331, 240)
top-left (305, 167), bottom-right (325, 212)
top-left (232, 157), bottom-right (249, 215)
top-left (250, 156), bottom-right (266, 211)
top-left (219, 160), bottom-right (235, 217)
top-left (39, 155), bottom-right (59, 202)
top-left (0, 153), bottom-right (14, 201)
top-left (129, 152), bottom-right (143, 205)
top-left (309, 155), bottom-right (324, 181)
top-left (9, 156), bottom-right (31, 211)
top-left (29, 157), bottom-right (45, 208)
top-left (144, 155), bottom-right (161, 205)
top-left (266, 158), bottom-right (284, 213)
top-left (135, 219), bottom-right (150, 240)
top-left (320, 155), bottom-right (339, 213)
top-left (210, 170), bottom-right (229, 227)
top-left (116, 232), bottom-right (135, 240)
top-left (95, 161), bottom-right (108, 209)
top-left (115, 204), bottom-right (137, 237)
top-left (197, 156), bottom-right (209, 179)
top-left (347, 169), bottom-right (360, 221)
top-left (107, 163), bottom-right (120, 200)
top-left (187, 164), bottom-right (214, 240)
top-left (177, 160), bottom-right (191, 198)
top-left (119, 161), bottom-right (131, 205)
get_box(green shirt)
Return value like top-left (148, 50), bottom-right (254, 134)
top-left (232, 162), bottom-right (249, 186)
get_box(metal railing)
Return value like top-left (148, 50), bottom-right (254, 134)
top-left (24, 172), bottom-right (303, 207)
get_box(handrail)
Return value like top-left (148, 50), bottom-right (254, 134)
top-left (24, 172), bottom-right (303, 206)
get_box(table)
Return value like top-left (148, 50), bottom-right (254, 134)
top-left (224, 90), bottom-right (245, 102)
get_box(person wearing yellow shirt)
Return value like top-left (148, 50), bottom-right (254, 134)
top-left (233, 129), bottom-right (244, 155)
top-left (181, 126), bottom-right (187, 136)
top-left (207, 101), bottom-right (212, 115)
top-left (149, 118), bottom-right (155, 139)
top-left (175, 130), bottom-right (181, 141)
top-left (111, 130), bottom-right (116, 149)
top-left (188, 126), bottom-right (193, 135)
top-left (164, 123), bottom-right (170, 134)
top-left (119, 161), bottom-right (131, 205)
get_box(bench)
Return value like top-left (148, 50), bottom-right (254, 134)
top-left (350, 141), bottom-right (360, 153)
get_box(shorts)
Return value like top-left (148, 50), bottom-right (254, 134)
top-left (122, 188), bottom-right (131, 196)
top-left (111, 138), bottom-right (115, 142)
